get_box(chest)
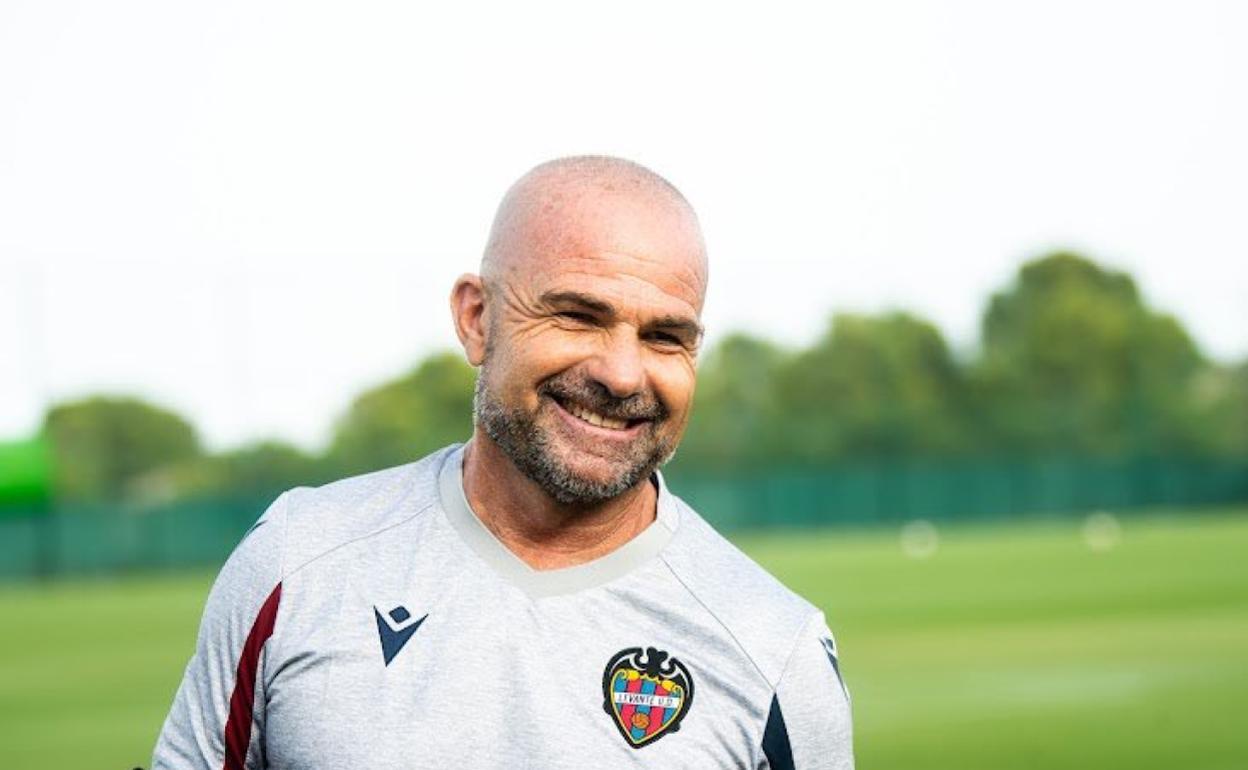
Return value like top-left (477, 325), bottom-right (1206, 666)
top-left (261, 575), bottom-right (769, 769)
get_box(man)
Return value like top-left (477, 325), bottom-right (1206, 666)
top-left (154, 156), bottom-right (854, 769)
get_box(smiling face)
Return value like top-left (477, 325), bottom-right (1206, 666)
top-left (462, 159), bottom-right (707, 506)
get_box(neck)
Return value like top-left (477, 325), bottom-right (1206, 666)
top-left (461, 430), bottom-right (658, 571)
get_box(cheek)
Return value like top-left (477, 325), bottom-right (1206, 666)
top-left (497, 330), bottom-right (593, 400)
top-left (653, 359), bottom-right (698, 419)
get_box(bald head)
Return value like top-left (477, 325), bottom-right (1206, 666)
top-left (481, 156), bottom-right (708, 305)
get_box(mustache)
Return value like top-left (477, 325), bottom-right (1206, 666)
top-left (540, 377), bottom-right (669, 423)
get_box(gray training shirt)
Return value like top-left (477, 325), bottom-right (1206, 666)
top-left (153, 442), bottom-right (854, 769)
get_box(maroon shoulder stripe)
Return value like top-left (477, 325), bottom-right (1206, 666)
top-left (222, 582), bottom-right (282, 770)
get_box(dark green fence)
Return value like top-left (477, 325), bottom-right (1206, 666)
top-left (0, 494), bottom-right (269, 581)
top-left (667, 455), bottom-right (1248, 530)
top-left (1, 455), bottom-right (1246, 581)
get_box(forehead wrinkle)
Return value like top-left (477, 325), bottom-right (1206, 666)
top-left (560, 247), bottom-right (702, 291)
top-left (530, 245), bottom-right (706, 316)
top-left (511, 206), bottom-right (700, 280)
top-left (535, 264), bottom-right (702, 322)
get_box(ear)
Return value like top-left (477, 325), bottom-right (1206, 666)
top-left (449, 273), bottom-right (489, 367)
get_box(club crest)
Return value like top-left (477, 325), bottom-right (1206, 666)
top-left (601, 646), bottom-right (694, 748)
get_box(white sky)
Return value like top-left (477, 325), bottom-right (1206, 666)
top-left (2, 1), bottom-right (1245, 451)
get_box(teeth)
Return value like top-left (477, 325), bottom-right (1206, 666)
top-left (567, 402), bottom-right (628, 431)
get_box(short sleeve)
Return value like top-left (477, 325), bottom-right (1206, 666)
top-left (152, 492), bottom-right (289, 770)
top-left (761, 611), bottom-right (854, 769)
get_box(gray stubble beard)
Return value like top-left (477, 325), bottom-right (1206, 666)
top-left (472, 363), bottom-right (676, 507)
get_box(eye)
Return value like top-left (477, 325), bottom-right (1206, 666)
top-left (557, 311), bottom-right (596, 324)
top-left (645, 331), bottom-right (686, 348)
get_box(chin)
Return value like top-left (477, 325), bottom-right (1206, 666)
top-left (550, 443), bottom-right (636, 486)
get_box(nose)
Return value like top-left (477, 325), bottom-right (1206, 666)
top-left (586, 328), bottom-right (647, 399)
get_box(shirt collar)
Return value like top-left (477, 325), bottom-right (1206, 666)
top-left (437, 441), bottom-right (679, 598)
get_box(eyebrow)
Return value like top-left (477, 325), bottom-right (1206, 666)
top-left (540, 290), bottom-right (705, 342)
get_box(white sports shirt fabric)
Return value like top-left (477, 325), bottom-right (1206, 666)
top-left (153, 441), bottom-right (854, 769)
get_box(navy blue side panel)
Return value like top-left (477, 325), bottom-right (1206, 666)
top-left (762, 693), bottom-right (796, 770)
top-left (820, 637), bottom-right (848, 699)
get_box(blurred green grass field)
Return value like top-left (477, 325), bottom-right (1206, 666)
top-left (2, 509), bottom-right (1246, 769)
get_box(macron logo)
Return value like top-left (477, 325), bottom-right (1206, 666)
top-left (374, 605), bottom-right (428, 666)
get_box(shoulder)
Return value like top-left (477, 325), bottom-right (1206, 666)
top-left (659, 491), bottom-right (821, 688)
top-left (277, 444), bottom-right (456, 576)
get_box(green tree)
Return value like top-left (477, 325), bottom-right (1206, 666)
top-left (1185, 360), bottom-right (1248, 457)
top-left (42, 395), bottom-right (201, 501)
top-left (972, 252), bottom-right (1206, 454)
top-left (1227, 361), bottom-right (1248, 456)
top-left (147, 439), bottom-right (331, 501)
top-left (676, 333), bottom-right (790, 470)
top-left (216, 440), bottom-right (329, 492)
top-left (774, 311), bottom-right (971, 462)
top-left (327, 351), bottom-right (477, 476)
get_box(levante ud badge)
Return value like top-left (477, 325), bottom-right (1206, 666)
top-left (601, 646), bottom-right (694, 748)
